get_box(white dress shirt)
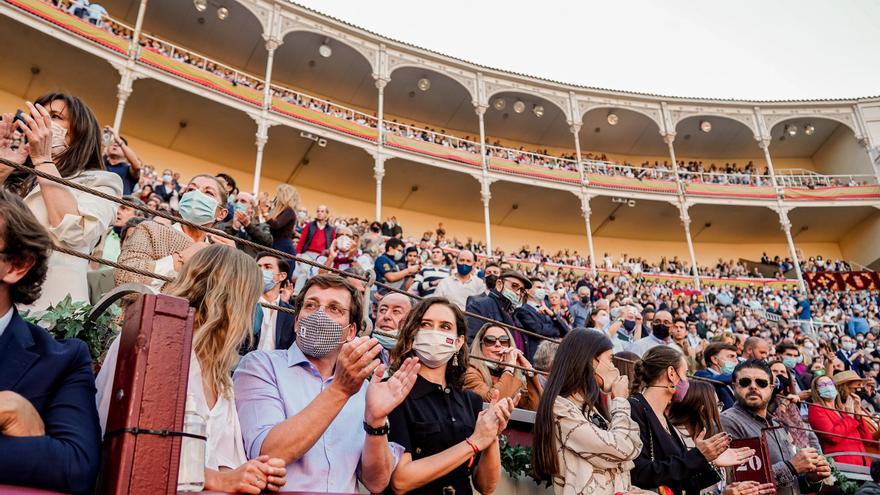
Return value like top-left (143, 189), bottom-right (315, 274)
top-left (0, 307), bottom-right (13, 339)
top-left (258, 295), bottom-right (280, 352)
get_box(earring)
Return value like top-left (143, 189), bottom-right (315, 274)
top-left (453, 353), bottom-right (459, 367)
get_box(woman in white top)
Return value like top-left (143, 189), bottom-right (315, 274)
top-left (96, 245), bottom-right (286, 493)
top-left (0, 93), bottom-right (121, 311)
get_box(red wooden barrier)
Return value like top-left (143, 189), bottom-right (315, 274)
top-left (97, 294), bottom-right (195, 495)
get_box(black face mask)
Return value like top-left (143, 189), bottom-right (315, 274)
top-left (484, 275), bottom-right (498, 292)
top-left (652, 323), bottom-right (670, 340)
top-left (580, 296), bottom-right (590, 304)
top-left (775, 374), bottom-right (791, 394)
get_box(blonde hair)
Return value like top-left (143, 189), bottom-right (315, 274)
top-left (164, 245), bottom-right (262, 400)
top-left (470, 323), bottom-right (526, 387)
top-left (269, 184), bottom-right (301, 220)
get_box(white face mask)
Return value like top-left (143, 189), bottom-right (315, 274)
top-left (594, 360), bottom-right (620, 394)
top-left (50, 121), bottom-right (68, 157)
top-left (412, 330), bottom-right (462, 369)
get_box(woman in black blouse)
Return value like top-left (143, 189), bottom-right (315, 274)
top-left (629, 346), bottom-right (753, 495)
top-left (387, 297), bottom-right (514, 495)
top-left (266, 184), bottom-right (299, 255)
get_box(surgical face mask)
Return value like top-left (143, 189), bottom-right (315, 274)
top-left (50, 121), bottom-right (68, 157)
top-left (623, 320), bottom-right (637, 332)
top-left (297, 309), bottom-right (346, 358)
top-left (595, 314), bottom-right (610, 329)
top-left (457, 264), bottom-right (473, 277)
top-left (177, 189), bottom-right (219, 226)
top-left (533, 289), bottom-right (547, 302)
top-left (818, 384), bottom-right (838, 400)
top-left (336, 235), bottom-right (352, 252)
top-left (261, 269), bottom-right (276, 293)
top-left (782, 356), bottom-right (798, 369)
top-left (721, 360), bottom-right (737, 375)
top-left (234, 202), bottom-right (249, 215)
top-left (501, 288), bottom-right (522, 308)
top-left (843, 342), bottom-right (857, 352)
top-left (484, 275), bottom-right (498, 291)
top-left (412, 330), bottom-right (461, 369)
top-left (162, 174), bottom-right (173, 183)
top-left (374, 332), bottom-right (397, 351)
top-left (392, 250), bottom-right (403, 261)
top-left (672, 372), bottom-right (690, 402)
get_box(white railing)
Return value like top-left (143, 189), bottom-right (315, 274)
top-left (486, 144), bottom-right (579, 172)
top-left (383, 121), bottom-right (481, 154)
top-left (583, 160), bottom-right (679, 182)
top-left (270, 84), bottom-right (379, 129)
top-left (679, 170), bottom-right (775, 187)
top-left (777, 173), bottom-right (878, 188)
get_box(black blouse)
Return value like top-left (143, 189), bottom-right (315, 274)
top-left (628, 394), bottom-right (720, 495)
top-left (387, 375), bottom-right (483, 495)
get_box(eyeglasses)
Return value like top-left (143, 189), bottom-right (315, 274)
top-left (737, 377), bottom-right (770, 389)
top-left (482, 335), bottom-right (511, 347)
top-left (301, 300), bottom-right (349, 319)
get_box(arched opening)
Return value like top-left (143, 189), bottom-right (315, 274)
top-left (579, 107), bottom-right (666, 163)
top-left (769, 117), bottom-right (873, 178)
top-left (673, 115), bottom-right (760, 159)
top-left (483, 91), bottom-right (571, 149)
top-left (384, 67), bottom-right (478, 136)
top-left (272, 31), bottom-right (376, 112)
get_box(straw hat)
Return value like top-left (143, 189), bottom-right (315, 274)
top-left (832, 370), bottom-right (865, 386)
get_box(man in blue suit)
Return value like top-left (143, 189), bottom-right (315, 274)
top-left (247, 252), bottom-right (296, 352)
top-left (694, 342), bottom-right (739, 410)
top-left (0, 189), bottom-right (101, 494)
top-left (465, 270), bottom-right (531, 351)
top-left (514, 277), bottom-right (569, 362)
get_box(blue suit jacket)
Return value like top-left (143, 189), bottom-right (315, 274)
top-left (694, 368), bottom-right (736, 410)
top-left (0, 310), bottom-right (102, 494)
top-left (246, 300), bottom-right (296, 354)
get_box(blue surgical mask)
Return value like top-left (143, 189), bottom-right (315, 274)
top-left (782, 356), bottom-right (798, 369)
top-left (818, 385), bottom-right (838, 400)
top-left (533, 289), bottom-right (547, 302)
top-left (721, 361), bottom-right (737, 375)
top-left (262, 269), bottom-right (276, 293)
top-left (501, 288), bottom-right (522, 308)
top-left (456, 264), bottom-right (473, 276)
top-left (178, 189), bottom-right (218, 226)
top-left (234, 203), bottom-right (248, 214)
top-left (374, 332), bottom-right (397, 351)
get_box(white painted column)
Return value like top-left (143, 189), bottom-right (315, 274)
top-left (111, 68), bottom-right (135, 134)
top-left (570, 123), bottom-right (587, 183)
top-left (663, 133), bottom-right (701, 288)
top-left (372, 152), bottom-right (386, 222)
top-left (579, 193), bottom-right (597, 273)
top-left (251, 118), bottom-right (269, 195)
top-left (757, 138), bottom-right (783, 196)
top-left (476, 105), bottom-right (489, 172)
top-left (127, 0), bottom-right (148, 60)
top-left (262, 38), bottom-right (280, 111)
top-left (481, 178), bottom-right (493, 256)
top-left (778, 207), bottom-right (808, 293)
top-left (375, 77), bottom-right (387, 150)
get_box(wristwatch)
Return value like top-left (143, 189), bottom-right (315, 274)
top-left (363, 421), bottom-right (391, 436)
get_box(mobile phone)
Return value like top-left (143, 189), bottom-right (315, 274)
top-left (12, 110), bottom-right (27, 142)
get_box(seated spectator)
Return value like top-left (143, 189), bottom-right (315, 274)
top-left (411, 245), bottom-right (449, 297)
top-left (434, 249), bottom-right (484, 310)
top-left (533, 328), bottom-right (643, 495)
top-left (722, 360), bottom-right (832, 494)
top-left (90, 195), bottom-right (145, 268)
top-left (808, 371), bottom-right (872, 466)
top-left (465, 323), bottom-right (541, 411)
top-left (515, 277), bottom-right (569, 361)
top-left (768, 360), bottom-right (821, 451)
top-left (1, 94), bottom-right (122, 311)
top-left (742, 336), bottom-right (771, 361)
top-left (694, 342), bottom-right (738, 410)
top-left (98, 245), bottom-right (287, 491)
top-left (381, 216), bottom-right (402, 239)
top-left (372, 292), bottom-right (412, 363)
top-left (115, 174), bottom-right (234, 291)
top-left (0, 189), bottom-right (101, 495)
top-left (386, 297), bottom-right (512, 494)
top-left (215, 173), bottom-right (237, 222)
top-left (481, 261), bottom-right (502, 295)
top-left (247, 252), bottom-right (295, 352)
top-left (465, 269), bottom-right (530, 350)
top-left (233, 274), bottom-right (420, 492)
top-left (217, 191), bottom-right (273, 258)
top-left (375, 238), bottom-right (419, 295)
top-left (532, 340), bottom-right (558, 387)
top-left (629, 346), bottom-right (750, 494)
top-left (101, 125), bottom-right (141, 196)
top-left (630, 310), bottom-right (677, 357)
top-left (324, 228), bottom-right (361, 272)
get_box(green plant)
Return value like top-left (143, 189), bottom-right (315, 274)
top-left (22, 295), bottom-right (120, 364)
top-left (829, 459), bottom-right (859, 495)
top-left (498, 434), bottom-right (549, 487)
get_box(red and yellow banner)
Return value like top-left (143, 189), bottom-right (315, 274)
top-left (785, 185), bottom-right (880, 201)
top-left (805, 271), bottom-right (880, 291)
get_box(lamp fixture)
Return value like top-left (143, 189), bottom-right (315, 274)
top-left (318, 40), bottom-right (332, 58)
top-left (216, 6), bottom-right (228, 20)
top-left (804, 124), bottom-right (815, 136)
top-left (513, 100), bottom-right (526, 114)
top-left (786, 124), bottom-right (797, 137)
top-left (193, 0), bottom-right (207, 12)
top-left (700, 120), bottom-right (712, 133)
top-left (532, 104), bottom-right (544, 118)
top-left (417, 78), bottom-right (431, 92)
top-left (492, 98), bottom-right (506, 111)
top-left (606, 112), bottom-right (619, 126)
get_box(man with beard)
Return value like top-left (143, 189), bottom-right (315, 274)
top-left (721, 360), bottom-right (831, 495)
top-left (630, 310), bottom-right (680, 358)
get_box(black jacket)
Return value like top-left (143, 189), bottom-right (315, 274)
top-left (628, 394), bottom-right (720, 495)
top-left (242, 300), bottom-right (296, 354)
top-left (464, 290), bottom-right (518, 345)
top-left (513, 303), bottom-right (569, 362)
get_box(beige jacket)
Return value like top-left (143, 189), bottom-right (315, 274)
top-left (23, 170), bottom-right (122, 311)
top-left (115, 220), bottom-right (194, 291)
top-left (551, 396), bottom-right (643, 495)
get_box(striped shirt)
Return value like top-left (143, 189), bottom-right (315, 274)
top-left (413, 264), bottom-right (450, 296)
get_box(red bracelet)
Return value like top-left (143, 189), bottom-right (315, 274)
top-left (464, 438), bottom-right (480, 468)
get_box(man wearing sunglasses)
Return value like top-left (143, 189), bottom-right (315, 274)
top-left (721, 360), bottom-right (831, 495)
top-left (464, 270), bottom-right (531, 352)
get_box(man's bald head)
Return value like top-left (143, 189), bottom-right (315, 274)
top-left (376, 292), bottom-right (413, 333)
top-left (743, 336), bottom-right (770, 361)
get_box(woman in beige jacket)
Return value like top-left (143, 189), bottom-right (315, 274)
top-left (533, 328), bottom-right (651, 495)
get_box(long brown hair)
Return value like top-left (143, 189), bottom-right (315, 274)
top-left (390, 297), bottom-right (469, 387)
top-left (668, 380), bottom-right (723, 438)
top-left (164, 245), bottom-right (261, 400)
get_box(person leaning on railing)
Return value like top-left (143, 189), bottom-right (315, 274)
top-left (0, 93), bottom-right (122, 312)
top-left (464, 323), bottom-right (542, 411)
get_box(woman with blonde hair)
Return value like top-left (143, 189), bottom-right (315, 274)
top-left (266, 184), bottom-right (300, 257)
top-left (97, 245), bottom-right (287, 493)
top-left (464, 323), bottom-right (542, 411)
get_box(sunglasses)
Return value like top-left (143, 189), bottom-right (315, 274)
top-left (482, 335), bottom-right (511, 347)
top-left (737, 377), bottom-right (770, 389)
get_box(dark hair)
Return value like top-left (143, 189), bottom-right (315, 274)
top-left (215, 173), bottom-right (236, 192)
top-left (703, 343), bottom-right (737, 368)
top-left (732, 359), bottom-right (773, 382)
top-left (668, 380), bottom-right (723, 438)
top-left (293, 274), bottom-right (363, 333)
top-left (775, 342), bottom-right (799, 356)
top-left (385, 238), bottom-right (404, 252)
top-left (256, 251), bottom-right (290, 280)
top-left (613, 351), bottom-right (640, 385)
top-left (533, 329), bottom-right (614, 479)
top-left (0, 186), bottom-right (52, 304)
top-left (485, 261), bottom-right (500, 271)
top-left (8, 93), bottom-right (104, 195)
top-left (632, 345), bottom-right (684, 394)
top-left (390, 297), bottom-right (468, 387)
top-left (871, 458), bottom-right (880, 483)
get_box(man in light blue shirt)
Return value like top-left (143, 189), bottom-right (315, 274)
top-left (234, 274), bottom-right (420, 493)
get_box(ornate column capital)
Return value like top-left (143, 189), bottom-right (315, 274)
top-left (480, 178), bottom-right (493, 205)
top-left (264, 36), bottom-right (282, 53)
top-left (662, 132), bottom-right (676, 146)
top-left (679, 202), bottom-right (692, 226)
top-left (569, 122), bottom-right (581, 135)
top-left (579, 193), bottom-right (592, 218)
top-left (374, 75), bottom-right (389, 92)
top-left (474, 104), bottom-right (487, 118)
top-left (757, 137), bottom-right (771, 151)
top-left (777, 206), bottom-right (792, 230)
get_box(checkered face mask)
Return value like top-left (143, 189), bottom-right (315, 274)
top-left (297, 309), bottom-right (346, 358)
